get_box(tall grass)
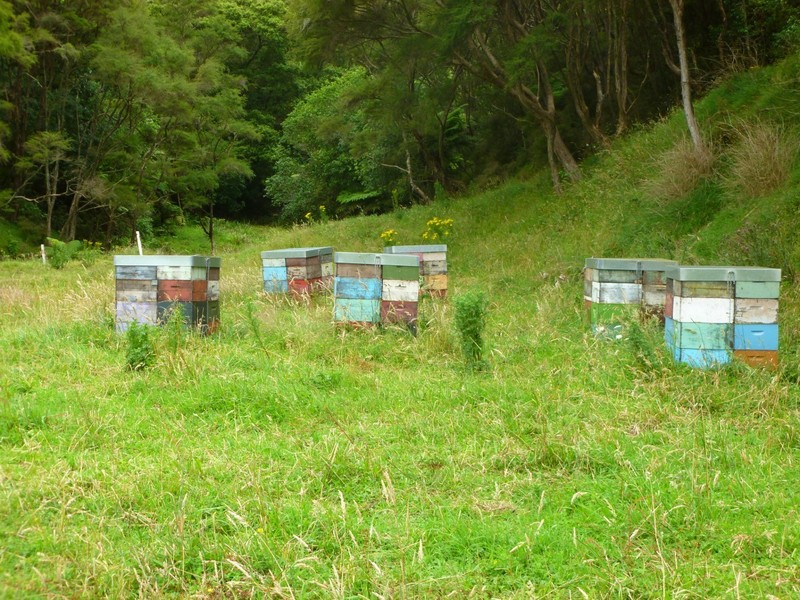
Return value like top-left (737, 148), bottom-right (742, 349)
top-left (644, 136), bottom-right (718, 202)
top-left (722, 119), bottom-right (799, 197)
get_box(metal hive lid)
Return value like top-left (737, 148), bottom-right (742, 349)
top-left (335, 252), bottom-right (419, 267)
top-left (260, 246), bottom-right (333, 259)
top-left (384, 244), bottom-right (447, 254)
top-left (584, 257), bottom-right (678, 271)
top-left (665, 265), bottom-right (781, 282)
top-left (114, 255), bottom-right (221, 268)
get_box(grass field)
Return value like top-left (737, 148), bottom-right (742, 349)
top-left (2, 60), bottom-right (800, 597)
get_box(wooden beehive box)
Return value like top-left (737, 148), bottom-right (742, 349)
top-left (664, 266), bottom-right (780, 369)
top-left (334, 252), bottom-right (419, 331)
top-left (584, 258), bottom-right (678, 336)
top-left (260, 247), bottom-right (334, 297)
top-left (114, 255), bottom-right (221, 334)
top-left (384, 244), bottom-right (447, 298)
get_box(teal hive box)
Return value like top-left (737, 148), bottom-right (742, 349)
top-left (664, 266), bottom-right (780, 369)
top-left (114, 255), bottom-right (221, 334)
top-left (584, 258), bottom-right (678, 336)
top-left (334, 252), bottom-right (420, 331)
top-left (384, 244), bottom-right (447, 297)
top-left (261, 247), bottom-right (333, 296)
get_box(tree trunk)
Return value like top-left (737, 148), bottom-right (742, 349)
top-left (669, 0), bottom-right (704, 150)
top-left (459, 34), bottom-right (582, 184)
top-left (45, 160), bottom-right (53, 238)
top-left (553, 127), bottom-right (581, 181)
top-left (612, 0), bottom-right (630, 136)
top-left (209, 201), bottom-right (215, 256)
top-left (506, 83), bottom-right (582, 183)
top-left (405, 147), bottom-right (430, 203)
top-left (61, 192), bottom-right (81, 242)
top-left (565, 5), bottom-right (609, 148)
top-left (543, 121), bottom-right (561, 193)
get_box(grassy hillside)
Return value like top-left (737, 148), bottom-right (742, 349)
top-left (1, 58), bottom-right (800, 597)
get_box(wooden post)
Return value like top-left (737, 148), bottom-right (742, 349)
top-left (136, 231), bottom-right (143, 256)
top-left (41, 244), bottom-right (46, 265)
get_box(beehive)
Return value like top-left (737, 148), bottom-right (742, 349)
top-left (114, 255), bottom-right (221, 334)
top-left (584, 258), bottom-right (678, 335)
top-left (383, 244), bottom-right (447, 297)
top-left (664, 266), bottom-right (780, 369)
top-left (261, 247), bottom-right (333, 297)
top-left (334, 252), bottom-right (420, 331)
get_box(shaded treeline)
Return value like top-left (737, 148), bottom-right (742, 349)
top-left (0, 0), bottom-right (798, 246)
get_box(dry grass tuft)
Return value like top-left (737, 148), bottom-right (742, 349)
top-left (645, 137), bottom-right (717, 202)
top-left (722, 120), bottom-right (799, 198)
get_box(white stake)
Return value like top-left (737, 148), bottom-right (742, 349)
top-left (136, 230), bottom-right (143, 256)
top-left (41, 243), bottom-right (46, 265)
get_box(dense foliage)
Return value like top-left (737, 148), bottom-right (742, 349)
top-left (0, 0), bottom-right (798, 248)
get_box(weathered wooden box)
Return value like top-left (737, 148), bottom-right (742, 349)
top-left (261, 247), bottom-right (334, 297)
top-left (584, 257), bottom-right (678, 336)
top-left (383, 244), bottom-right (447, 298)
top-left (334, 252), bottom-right (420, 331)
top-left (664, 266), bottom-right (780, 369)
top-left (114, 255), bottom-right (221, 334)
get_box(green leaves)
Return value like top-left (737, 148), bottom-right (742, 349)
top-left (453, 289), bottom-right (489, 371)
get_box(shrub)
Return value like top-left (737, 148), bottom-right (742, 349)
top-left (645, 137), bottom-right (717, 202)
top-left (125, 322), bottom-right (155, 371)
top-left (453, 290), bottom-right (489, 370)
top-left (722, 120), bottom-right (798, 198)
top-left (46, 237), bottom-right (83, 269)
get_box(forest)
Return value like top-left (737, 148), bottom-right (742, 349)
top-left (1, 0), bottom-right (799, 250)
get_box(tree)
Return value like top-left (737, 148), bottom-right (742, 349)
top-left (265, 68), bottom-right (376, 221)
top-left (667, 0), bottom-right (704, 150)
top-left (0, 0), bottom-right (33, 163)
top-left (149, 0), bottom-right (259, 252)
top-left (289, 0), bottom-right (582, 192)
top-left (14, 130), bottom-right (69, 236)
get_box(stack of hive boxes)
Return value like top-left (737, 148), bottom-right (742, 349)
top-left (665, 266), bottom-right (780, 368)
top-left (384, 244), bottom-right (447, 297)
top-left (114, 255), bottom-right (220, 334)
top-left (584, 258), bottom-right (678, 335)
top-left (333, 252), bottom-right (420, 330)
top-left (261, 247), bottom-right (334, 296)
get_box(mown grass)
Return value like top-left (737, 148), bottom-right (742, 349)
top-left (2, 58), bottom-right (800, 597)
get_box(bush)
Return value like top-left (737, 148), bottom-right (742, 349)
top-left (722, 120), bottom-right (798, 198)
top-left (645, 137), bottom-right (717, 202)
top-left (46, 237), bottom-right (83, 269)
top-left (453, 290), bottom-right (489, 370)
top-left (125, 322), bottom-right (155, 371)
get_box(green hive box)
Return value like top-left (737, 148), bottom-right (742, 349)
top-left (584, 258), bottom-right (678, 336)
top-left (665, 266), bottom-right (780, 369)
top-left (114, 255), bottom-right (221, 334)
top-left (260, 246), bottom-right (333, 296)
top-left (384, 244), bottom-right (447, 297)
top-left (334, 252), bottom-right (420, 331)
